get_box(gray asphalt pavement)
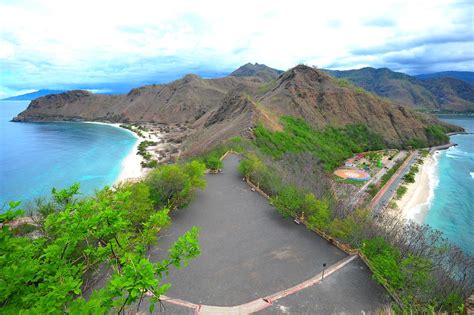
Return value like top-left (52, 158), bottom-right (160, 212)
top-left (145, 155), bottom-right (389, 312)
top-left (149, 155), bottom-right (346, 306)
top-left (372, 151), bottom-right (419, 214)
top-left (258, 257), bottom-right (391, 314)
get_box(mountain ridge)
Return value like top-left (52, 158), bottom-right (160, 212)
top-left (13, 64), bottom-right (462, 156)
top-left (323, 67), bottom-right (474, 112)
top-left (415, 71), bottom-right (474, 84)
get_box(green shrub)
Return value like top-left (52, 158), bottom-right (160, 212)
top-left (425, 125), bottom-right (448, 146)
top-left (0, 185), bottom-right (200, 313)
top-left (146, 161), bottom-right (206, 208)
top-left (362, 237), bottom-right (405, 290)
top-left (396, 185), bottom-right (408, 199)
top-left (270, 185), bottom-right (305, 218)
top-left (206, 156), bottom-right (223, 171)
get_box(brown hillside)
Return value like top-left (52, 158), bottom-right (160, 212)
top-left (13, 64), bottom-right (462, 155)
top-left (257, 65), bottom-right (458, 146)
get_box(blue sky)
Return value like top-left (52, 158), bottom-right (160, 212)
top-left (0, 0), bottom-right (473, 97)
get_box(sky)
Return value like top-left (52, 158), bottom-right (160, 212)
top-left (0, 0), bottom-right (473, 97)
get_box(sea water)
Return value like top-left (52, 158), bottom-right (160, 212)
top-left (0, 101), bottom-right (137, 209)
top-left (425, 115), bottom-right (474, 255)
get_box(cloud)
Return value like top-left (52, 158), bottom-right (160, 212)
top-left (0, 0), bottom-right (473, 97)
top-left (363, 18), bottom-right (396, 28)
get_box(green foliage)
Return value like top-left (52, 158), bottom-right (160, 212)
top-left (137, 140), bottom-right (157, 161)
top-left (404, 164), bottom-right (419, 184)
top-left (362, 237), bottom-right (405, 290)
top-left (254, 117), bottom-right (385, 170)
top-left (270, 185), bottom-right (305, 218)
top-left (238, 154), bottom-right (282, 195)
top-left (0, 201), bottom-right (23, 223)
top-left (304, 195), bottom-right (331, 229)
top-left (404, 137), bottom-right (428, 149)
top-left (120, 124), bottom-right (144, 137)
top-left (369, 158), bottom-right (406, 196)
top-left (396, 185), bottom-right (408, 199)
top-left (196, 136), bottom-right (251, 170)
top-left (141, 159), bottom-right (158, 168)
top-left (425, 125), bottom-right (449, 146)
top-left (0, 184), bottom-right (200, 314)
top-left (146, 161), bottom-right (206, 208)
top-left (327, 208), bottom-right (371, 246)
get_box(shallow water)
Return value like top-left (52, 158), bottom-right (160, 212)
top-left (0, 101), bottom-right (137, 209)
top-left (425, 115), bottom-right (474, 255)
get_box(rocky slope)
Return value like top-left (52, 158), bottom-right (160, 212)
top-left (324, 67), bottom-right (474, 112)
top-left (14, 64), bottom-right (461, 156)
top-left (230, 63), bottom-right (283, 81)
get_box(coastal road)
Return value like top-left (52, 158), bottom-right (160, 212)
top-left (141, 155), bottom-right (390, 314)
top-left (359, 150), bottom-right (407, 192)
top-left (370, 151), bottom-right (419, 214)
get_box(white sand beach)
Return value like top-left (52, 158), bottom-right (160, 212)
top-left (396, 152), bottom-right (439, 223)
top-left (85, 121), bottom-right (161, 185)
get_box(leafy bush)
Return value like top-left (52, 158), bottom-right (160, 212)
top-left (137, 140), bottom-right (157, 160)
top-left (0, 185), bottom-right (200, 313)
top-left (205, 156), bottom-right (223, 171)
top-left (270, 185), bottom-right (305, 218)
top-left (141, 159), bottom-right (158, 168)
top-left (362, 237), bottom-right (405, 290)
top-left (396, 185), bottom-right (408, 199)
top-left (425, 125), bottom-right (448, 146)
top-left (238, 154), bottom-right (282, 195)
top-left (404, 137), bottom-right (428, 149)
top-left (146, 161), bottom-right (206, 208)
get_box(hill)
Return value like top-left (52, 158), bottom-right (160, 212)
top-left (415, 71), bottom-right (474, 84)
top-left (230, 63), bottom-right (283, 81)
top-left (324, 67), bottom-right (474, 112)
top-left (13, 64), bottom-right (461, 155)
top-left (2, 89), bottom-right (68, 101)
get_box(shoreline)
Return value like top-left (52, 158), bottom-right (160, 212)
top-left (396, 152), bottom-right (439, 224)
top-left (84, 122), bottom-right (160, 185)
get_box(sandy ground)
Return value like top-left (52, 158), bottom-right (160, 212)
top-left (396, 153), bottom-right (438, 223)
top-left (85, 122), bottom-right (162, 185)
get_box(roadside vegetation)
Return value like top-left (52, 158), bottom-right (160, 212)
top-left (367, 158), bottom-right (406, 197)
top-left (0, 161), bottom-right (207, 313)
top-left (198, 116), bottom-right (472, 313)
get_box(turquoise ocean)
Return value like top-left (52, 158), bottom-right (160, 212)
top-left (425, 115), bottom-right (474, 255)
top-left (0, 101), bottom-right (137, 209)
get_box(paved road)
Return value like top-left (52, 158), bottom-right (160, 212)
top-left (360, 150), bottom-right (407, 192)
top-left (141, 155), bottom-right (390, 313)
top-left (259, 257), bottom-right (389, 314)
top-left (371, 151), bottom-right (419, 214)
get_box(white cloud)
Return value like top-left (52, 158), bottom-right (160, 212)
top-left (0, 0), bottom-right (472, 97)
